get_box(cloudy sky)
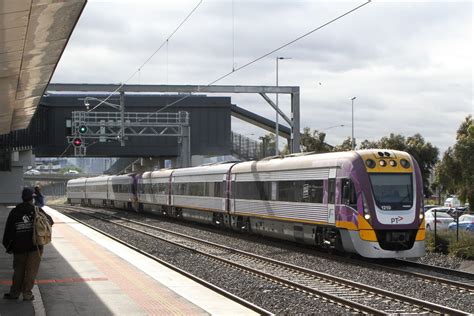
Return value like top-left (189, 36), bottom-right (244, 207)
top-left (52, 0), bottom-right (473, 153)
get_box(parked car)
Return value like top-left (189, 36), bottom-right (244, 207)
top-left (25, 169), bottom-right (41, 175)
top-left (425, 207), bottom-right (451, 215)
top-left (425, 210), bottom-right (454, 231)
top-left (64, 170), bottom-right (80, 175)
top-left (448, 214), bottom-right (474, 232)
top-left (423, 204), bottom-right (440, 213)
top-left (444, 196), bottom-right (461, 208)
top-left (448, 206), bottom-right (468, 219)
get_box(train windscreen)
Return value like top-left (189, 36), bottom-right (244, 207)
top-left (369, 173), bottom-right (413, 211)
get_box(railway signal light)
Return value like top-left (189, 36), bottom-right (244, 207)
top-left (79, 125), bottom-right (88, 134)
top-left (72, 138), bottom-right (83, 147)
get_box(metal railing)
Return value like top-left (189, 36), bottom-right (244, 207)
top-left (231, 132), bottom-right (273, 161)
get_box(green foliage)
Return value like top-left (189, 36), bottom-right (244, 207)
top-left (448, 232), bottom-right (474, 260)
top-left (356, 133), bottom-right (439, 197)
top-left (300, 127), bottom-right (332, 153)
top-left (426, 231), bottom-right (474, 260)
top-left (435, 115), bottom-right (474, 208)
top-left (332, 137), bottom-right (353, 152)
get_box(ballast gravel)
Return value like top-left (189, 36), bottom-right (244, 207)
top-left (68, 209), bottom-right (474, 314)
top-left (70, 212), bottom-right (353, 315)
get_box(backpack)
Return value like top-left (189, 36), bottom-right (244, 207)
top-left (32, 206), bottom-right (52, 246)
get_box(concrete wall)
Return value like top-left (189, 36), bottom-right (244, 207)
top-left (0, 166), bottom-right (23, 204)
top-left (0, 150), bottom-right (33, 204)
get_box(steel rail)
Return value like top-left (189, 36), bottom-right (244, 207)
top-left (58, 205), bottom-right (469, 315)
top-left (394, 259), bottom-right (474, 281)
top-left (53, 206), bottom-right (272, 316)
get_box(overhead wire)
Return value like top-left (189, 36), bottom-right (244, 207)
top-left (152, 0), bottom-right (372, 115)
top-left (87, 0), bottom-right (203, 112)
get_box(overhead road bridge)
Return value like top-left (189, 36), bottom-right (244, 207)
top-left (46, 83), bottom-right (301, 154)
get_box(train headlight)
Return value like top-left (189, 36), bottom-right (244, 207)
top-left (379, 160), bottom-right (387, 167)
top-left (400, 159), bottom-right (411, 168)
top-left (419, 213), bottom-right (424, 220)
top-left (364, 213), bottom-right (371, 220)
top-left (366, 159), bottom-right (376, 168)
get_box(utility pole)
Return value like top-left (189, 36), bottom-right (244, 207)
top-left (351, 97), bottom-right (356, 150)
top-left (120, 91), bottom-right (125, 146)
top-left (276, 56), bottom-right (291, 155)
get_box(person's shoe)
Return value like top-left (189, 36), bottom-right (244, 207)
top-left (23, 294), bottom-right (35, 301)
top-left (3, 293), bottom-right (19, 300)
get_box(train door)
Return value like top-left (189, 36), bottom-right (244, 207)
top-left (327, 168), bottom-right (337, 224)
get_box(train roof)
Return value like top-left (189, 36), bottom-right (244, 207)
top-left (67, 177), bottom-right (87, 185)
top-left (231, 151), bottom-right (358, 174)
top-left (110, 174), bottom-right (135, 183)
top-left (171, 163), bottom-right (236, 177)
top-left (150, 169), bottom-right (173, 178)
top-left (85, 175), bottom-right (110, 184)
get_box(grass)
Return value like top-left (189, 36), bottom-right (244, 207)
top-left (426, 230), bottom-right (474, 260)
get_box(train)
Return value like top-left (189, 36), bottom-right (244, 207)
top-left (66, 149), bottom-right (426, 258)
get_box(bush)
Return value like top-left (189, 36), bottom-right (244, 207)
top-left (448, 232), bottom-right (474, 260)
top-left (426, 231), bottom-right (451, 254)
top-left (426, 231), bottom-right (474, 259)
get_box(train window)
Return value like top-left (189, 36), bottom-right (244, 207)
top-left (157, 183), bottom-right (168, 195)
top-left (342, 179), bottom-right (357, 208)
top-left (235, 180), bottom-right (323, 203)
top-left (234, 181), bottom-right (271, 200)
top-left (328, 179), bottom-right (336, 204)
top-left (369, 173), bottom-right (413, 210)
top-left (172, 182), bottom-right (223, 197)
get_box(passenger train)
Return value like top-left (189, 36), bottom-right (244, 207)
top-left (67, 149), bottom-right (426, 258)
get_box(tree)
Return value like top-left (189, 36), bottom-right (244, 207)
top-left (300, 127), bottom-right (332, 153)
top-left (332, 137), bottom-right (353, 152)
top-left (357, 133), bottom-right (439, 197)
top-left (437, 115), bottom-right (474, 208)
top-left (260, 133), bottom-right (276, 157)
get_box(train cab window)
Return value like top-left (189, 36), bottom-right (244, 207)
top-left (328, 179), bottom-right (336, 204)
top-left (342, 179), bottom-right (357, 208)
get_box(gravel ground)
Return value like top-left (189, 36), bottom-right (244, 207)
top-left (65, 208), bottom-right (474, 314)
top-left (68, 211), bottom-right (355, 315)
top-left (405, 252), bottom-right (465, 269)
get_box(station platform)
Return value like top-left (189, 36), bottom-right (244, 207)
top-left (0, 205), bottom-right (260, 315)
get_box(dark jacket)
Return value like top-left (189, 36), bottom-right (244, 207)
top-left (34, 192), bottom-right (45, 208)
top-left (2, 202), bottom-right (54, 253)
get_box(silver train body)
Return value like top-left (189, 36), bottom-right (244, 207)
top-left (67, 150), bottom-right (426, 258)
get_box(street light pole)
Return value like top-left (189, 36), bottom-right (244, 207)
top-left (351, 97), bottom-right (356, 150)
top-left (276, 56), bottom-right (291, 155)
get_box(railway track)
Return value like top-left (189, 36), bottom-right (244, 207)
top-left (56, 205), bottom-right (470, 315)
top-left (52, 205), bottom-right (272, 316)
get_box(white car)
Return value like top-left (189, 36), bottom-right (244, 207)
top-left (425, 210), bottom-right (454, 231)
top-left (444, 196), bottom-right (461, 208)
top-left (25, 169), bottom-right (41, 175)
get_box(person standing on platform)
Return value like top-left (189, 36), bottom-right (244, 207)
top-left (34, 186), bottom-right (45, 208)
top-left (2, 188), bottom-right (53, 301)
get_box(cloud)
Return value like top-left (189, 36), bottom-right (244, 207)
top-left (52, 0), bottom-right (473, 153)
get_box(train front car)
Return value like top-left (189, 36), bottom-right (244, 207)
top-left (341, 149), bottom-right (425, 258)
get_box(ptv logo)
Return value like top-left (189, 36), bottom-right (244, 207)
top-left (391, 216), bottom-right (404, 224)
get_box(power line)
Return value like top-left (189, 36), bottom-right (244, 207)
top-left (87, 0), bottom-right (203, 112)
top-left (154, 0), bottom-right (371, 114)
